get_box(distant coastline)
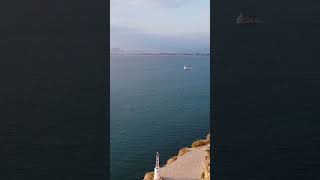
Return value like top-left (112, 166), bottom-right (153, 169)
top-left (110, 53), bottom-right (210, 56)
top-left (109, 48), bottom-right (210, 56)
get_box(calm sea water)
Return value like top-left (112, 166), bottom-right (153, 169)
top-left (110, 55), bottom-right (210, 180)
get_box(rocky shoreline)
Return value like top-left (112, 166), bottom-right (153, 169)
top-left (143, 133), bottom-right (211, 180)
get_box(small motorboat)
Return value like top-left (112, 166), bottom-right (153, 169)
top-left (184, 64), bottom-right (192, 70)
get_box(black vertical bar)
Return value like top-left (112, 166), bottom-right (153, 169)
top-left (213, 0), bottom-right (320, 179)
top-left (0, 0), bottom-right (109, 179)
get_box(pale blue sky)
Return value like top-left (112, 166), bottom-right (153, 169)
top-left (111, 0), bottom-right (210, 53)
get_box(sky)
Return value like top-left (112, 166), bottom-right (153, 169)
top-left (111, 0), bottom-right (210, 53)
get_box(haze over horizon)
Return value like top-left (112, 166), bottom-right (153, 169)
top-left (111, 0), bottom-right (210, 53)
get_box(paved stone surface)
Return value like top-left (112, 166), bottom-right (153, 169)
top-left (159, 144), bottom-right (210, 180)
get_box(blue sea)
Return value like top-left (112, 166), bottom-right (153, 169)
top-left (110, 55), bottom-right (210, 180)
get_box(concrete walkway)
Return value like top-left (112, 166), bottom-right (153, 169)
top-left (159, 144), bottom-right (209, 180)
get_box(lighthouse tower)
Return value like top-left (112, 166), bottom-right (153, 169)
top-left (153, 152), bottom-right (161, 180)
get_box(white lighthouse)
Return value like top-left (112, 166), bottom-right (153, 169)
top-left (153, 152), bottom-right (161, 180)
